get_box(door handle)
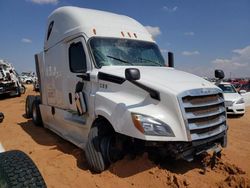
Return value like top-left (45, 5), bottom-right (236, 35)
top-left (68, 93), bottom-right (72, 104)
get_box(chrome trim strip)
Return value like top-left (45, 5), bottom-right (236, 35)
top-left (189, 116), bottom-right (226, 130)
top-left (186, 106), bottom-right (225, 119)
top-left (191, 124), bottom-right (227, 141)
top-left (183, 97), bottom-right (224, 108)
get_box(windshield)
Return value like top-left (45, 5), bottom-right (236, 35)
top-left (218, 84), bottom-right (237, 93)
top-left (89, 38), bottom-right (165, 67)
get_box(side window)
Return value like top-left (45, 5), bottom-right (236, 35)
top-left (69, 42), bottom-right (87, 73)
top-left (47, 21), bottom-right (54, 41)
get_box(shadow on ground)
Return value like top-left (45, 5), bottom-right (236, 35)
top-left (18, 119), bottom-right (88, 171)
top-left (18, 119), bottom-right (205, 177)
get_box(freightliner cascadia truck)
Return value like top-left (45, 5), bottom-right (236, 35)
top-left (26, 6), bottom-right (227, 172)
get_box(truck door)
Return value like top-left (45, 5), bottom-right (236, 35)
top-left (64, 36), bottom-right (92, 115)
top-left (50, 36), bottom-right (93, 146)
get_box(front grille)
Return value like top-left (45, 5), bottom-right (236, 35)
top-left (178, 88), bottom-right (227, 141)
top-left (224, 100), bottom-right (233, 107)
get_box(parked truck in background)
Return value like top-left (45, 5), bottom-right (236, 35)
top-left (26, 6), bottom-right (228, 172)
top-left (0, 60), bottom-right (25, 97)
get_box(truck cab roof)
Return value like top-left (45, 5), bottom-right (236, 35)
top-left (45, 6), bottom-right (153, 50)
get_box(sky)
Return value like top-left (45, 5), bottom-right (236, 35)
top-left (0, 0), bottom-right (249, 78)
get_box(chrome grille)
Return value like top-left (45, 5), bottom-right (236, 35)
top-left (224, 100), bottom-right (233, 107)
top-left (178, 88), bottom-right (227, 141)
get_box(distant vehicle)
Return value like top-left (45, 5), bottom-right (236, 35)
top-left (19, 75), bottom-right (34, 84)
top-left (240, 82), bottom-right (250, 93)
top-left (0, 60), bottom-right (25, 96)
top-left (21, 71), bottom-right (36, 77)
top-left (217, 83), bottom-right (245, 116)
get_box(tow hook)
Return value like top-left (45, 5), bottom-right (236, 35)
top-left (201, 145), bottom-right (222, 174)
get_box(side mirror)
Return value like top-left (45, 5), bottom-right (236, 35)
top-left (215, 69), bottom-right (224, 79)
top-left (125, 68), bottom-right (140, 81)
top-left (239, 90), bottom-right (246, 95)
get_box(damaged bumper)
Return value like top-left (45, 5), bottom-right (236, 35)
top-left (0, 82), bottom-right (17, 95)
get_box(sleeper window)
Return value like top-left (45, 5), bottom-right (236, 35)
top-left (69, 42), bottom-right (87, 73)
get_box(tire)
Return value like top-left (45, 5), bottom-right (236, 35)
top-left (20, 85), bottom-right (26, 94)
top-left (85, 122), bottom-right (123, 173)
top-left (85, 126), bottom-right (107, 173)
top-left (0, 150), bottom-right (46, 188)
top-left (32, 99), bottom-right (43, 127)
top-left (17, 87), bottom-right (21, 97)
top-left (25, 95), bottom-right (36, 118)
top-left (0, 112), bottom-right (4, 123)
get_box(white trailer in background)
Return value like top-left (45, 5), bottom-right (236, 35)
top-left (26, 6), bottom-right (228, 172)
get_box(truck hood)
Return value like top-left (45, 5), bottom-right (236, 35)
top-left (98, 66), bottom-right (216, 95)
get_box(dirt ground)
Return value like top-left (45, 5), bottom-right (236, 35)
top-left (0, 85), bottom-right (250, 188)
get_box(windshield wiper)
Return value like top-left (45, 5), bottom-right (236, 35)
top-left (107, 55), bottom-right (133, 65)
top-left (137, 58), bottom-right (164, 66)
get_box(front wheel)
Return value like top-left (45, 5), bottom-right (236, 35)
top-left (85, 124), bottom-right (123, 173)
top-left (85, 126), bottom-right (107, 173)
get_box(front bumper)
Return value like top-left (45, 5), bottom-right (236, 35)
top-left (226, 103), bottom-right (245, 115)
top-left (145, 130), bottom-right (227, 162)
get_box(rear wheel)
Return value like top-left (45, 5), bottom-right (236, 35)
top-left (25, 95), bottom-right (36, 118)
top-left (32, 99), bottom-right (43, 127)
top-left (20, 85), bottom-right (26, 94)
top-left (0, 150), bottom-right (46, 188)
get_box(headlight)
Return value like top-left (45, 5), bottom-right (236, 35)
top-left (236, 98), bottom-right (244, 104)
top-left (131, 113), bottom-right (175, 137)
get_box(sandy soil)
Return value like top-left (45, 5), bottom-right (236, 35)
top-left (0, 85), bottom-right (249, 188)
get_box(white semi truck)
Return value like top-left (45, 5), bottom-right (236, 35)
top-left (26, 6), bottom-right (228, 172)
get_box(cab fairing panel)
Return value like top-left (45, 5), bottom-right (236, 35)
top-left (45, 6), bottom-right (153, 50)
top-left (94, 80), bottom-right (189, 141)
top-left (40, 104), bottom-right (90, 149)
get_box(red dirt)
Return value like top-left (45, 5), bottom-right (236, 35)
top-left (0, 85), bottom-right (249, 188)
